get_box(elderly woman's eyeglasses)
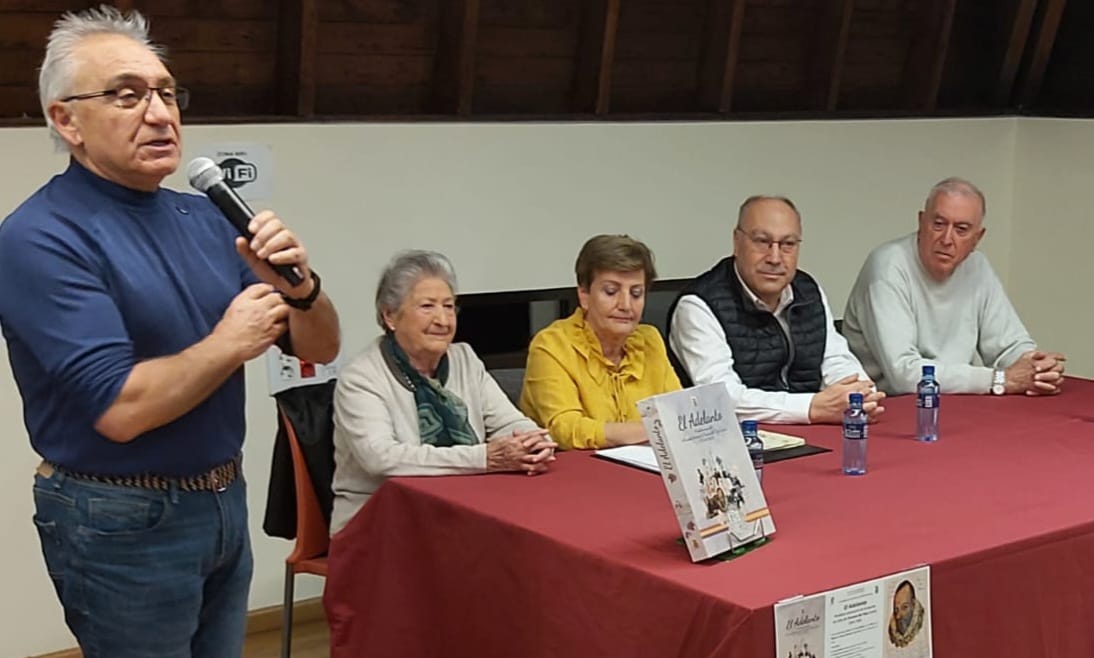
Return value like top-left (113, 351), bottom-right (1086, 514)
top-left (61, 84), bottom-right (190, 111)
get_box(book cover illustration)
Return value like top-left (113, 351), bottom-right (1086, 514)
top-left (638, 382), bottom-right (775, 561)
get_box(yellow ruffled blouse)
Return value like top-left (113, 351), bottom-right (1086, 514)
top-left (519, 309), bottom-right (682, 449)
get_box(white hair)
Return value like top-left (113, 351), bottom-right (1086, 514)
top-left (38, 5), bottom-right (164, 150)
top-left (375, 250), bottom-right (459, 330)
top-left (925, 177), bottom-right (987, 220)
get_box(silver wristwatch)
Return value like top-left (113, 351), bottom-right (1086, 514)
top-left (991, 369), bottom-right (1006, 395)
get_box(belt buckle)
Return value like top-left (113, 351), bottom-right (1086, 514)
top-left (212, 470), bottom-right (227, 493)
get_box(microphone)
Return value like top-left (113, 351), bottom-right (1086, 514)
top-left (187, 157), bottom-right (304, 287)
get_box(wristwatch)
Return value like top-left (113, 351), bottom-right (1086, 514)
top-left (281, 270), bottom-right (321, 311)
top-left (991, 369), bottom-right (1006, 395)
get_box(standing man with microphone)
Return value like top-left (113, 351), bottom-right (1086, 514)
top-left (0, 6), bottom-right (339, 657)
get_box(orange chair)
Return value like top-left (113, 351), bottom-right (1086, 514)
top-left (279, 404), bottom-right (330, 658)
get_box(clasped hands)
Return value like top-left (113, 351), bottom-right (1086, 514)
top-left (487, 428), bottom-right (557, 475)
top-left (809, 374), bottom-right (886, 425)
top-left (1006, 350), bottom-right (1066, 396)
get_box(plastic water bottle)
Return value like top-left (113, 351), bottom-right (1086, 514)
top-left (916, 365), bottom-right (940, 442)
top-left (741, 420), bottom-right (764, 484)
top-left (842, 393), bottom-right (867, 475)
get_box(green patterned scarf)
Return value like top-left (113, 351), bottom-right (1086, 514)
top-left (383, 334), bottom-right (478, 447)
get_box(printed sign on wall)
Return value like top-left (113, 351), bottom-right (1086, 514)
top-left (266, 345), bottom-right (341, 396)
top-left (190, 143), bottom-right (274, 201)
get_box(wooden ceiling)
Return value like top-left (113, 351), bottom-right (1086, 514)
top-left (0, 0), bottom-right (1088, 124)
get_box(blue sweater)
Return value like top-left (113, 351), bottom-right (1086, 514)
top-left (0, 160), bottom-right (260, 477)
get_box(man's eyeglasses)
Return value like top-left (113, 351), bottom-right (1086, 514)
top-left (735, 228), bottom-right (802, 254)
top-left (61, 84), bottom-right (190, 111)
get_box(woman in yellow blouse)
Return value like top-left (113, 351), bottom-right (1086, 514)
top-left (520, 235), bottom-right (682, 449)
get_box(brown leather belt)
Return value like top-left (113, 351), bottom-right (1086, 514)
top-left (37, 457), bottom-right (241, 492)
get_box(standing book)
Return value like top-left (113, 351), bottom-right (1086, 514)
top-left (638, 383), bottom-right (775, 562)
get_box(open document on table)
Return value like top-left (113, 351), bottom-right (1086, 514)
top-left (595, 430), bottom-right (807, 474)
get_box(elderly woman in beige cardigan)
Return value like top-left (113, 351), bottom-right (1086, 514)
top-left (330, 250), bottom-right (556, 534)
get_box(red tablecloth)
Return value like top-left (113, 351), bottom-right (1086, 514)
top-left (325, 380), bottom-right (1094, 657)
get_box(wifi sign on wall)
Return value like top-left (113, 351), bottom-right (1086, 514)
top-left (190, 143), bottom-right (274, 201)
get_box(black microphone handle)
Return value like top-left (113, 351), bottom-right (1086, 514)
top-left (205, 183), bottom-right (305, 287)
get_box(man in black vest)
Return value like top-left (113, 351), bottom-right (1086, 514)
top-left (667, 196), bottom-right (885, 424)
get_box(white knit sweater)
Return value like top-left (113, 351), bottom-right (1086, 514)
top-left (842, 233), bottom-right (1036, 395)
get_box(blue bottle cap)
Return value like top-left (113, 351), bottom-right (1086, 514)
top-left (741, 420), bottom-right (759, 433)
top-left (849, 392), bottom-right (864, 405)
top-left (923, 364), bottom-right (935, 376)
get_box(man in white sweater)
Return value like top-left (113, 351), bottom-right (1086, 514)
top-left (843, 177), bottom-right (1066, 395)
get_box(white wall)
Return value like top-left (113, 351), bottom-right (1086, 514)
top-left (0, 117), bottom-right (1022, 656)
top-left (1010, 118), bottom-right (1094, 378)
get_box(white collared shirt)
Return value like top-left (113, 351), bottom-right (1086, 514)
top-left (669, 268), bottom-right (868, 424)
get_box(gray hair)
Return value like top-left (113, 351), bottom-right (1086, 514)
top-left (39, 5), bottom-right (164, 150)
top-left (925, 177), bottom-right (987, 219)
top-left (736, 195), bottom-right (802, 228)
top-left (375, 250), bottom-right (458, 330)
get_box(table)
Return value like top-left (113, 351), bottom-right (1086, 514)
top-left (325, 380), bottom-right (1094, 657)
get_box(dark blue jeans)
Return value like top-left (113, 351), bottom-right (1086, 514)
top-left (32, 468), bottom-right (253, 658)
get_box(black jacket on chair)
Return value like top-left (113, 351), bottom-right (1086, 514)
top-left (262, 380), bottom-right (336, 540)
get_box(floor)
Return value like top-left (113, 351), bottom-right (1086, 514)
top-left (243, 620), bottom-right (330, 658)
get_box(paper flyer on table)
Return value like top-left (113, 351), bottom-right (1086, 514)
top-left (774, 593), bottom-right (826, 658)
top-left (594, 444), bottom-right (661, 473)
top-left (775, 566), bottom-right (931, 658)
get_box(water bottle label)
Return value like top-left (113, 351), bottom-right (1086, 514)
top-left (917, 394), bottom-right (939, 409)
top-left (843, 424), bottom-right (867, 440)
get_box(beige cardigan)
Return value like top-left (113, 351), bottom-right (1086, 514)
top-left (331, 337), bottom-right (538, 534)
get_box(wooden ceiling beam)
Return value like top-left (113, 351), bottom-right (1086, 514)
top-left (995, 0), bottom-right (1038, 105)
top-left (276, 0), bottom-right (318, 117)
top-left (571, 0), bottom-right (621, 115)
top-left (696, 0), bottom-right (746, 113)
top-left (901, 0), bottom-right (957, 111)
top-left (432, 0), bottom-right (481, 116)
top-left (1019, 0), bottom-right (1068, 107)
top-left (808, 0), bottom-right (855, 111)
top-left (924, 0), bottom-right (957, 112)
